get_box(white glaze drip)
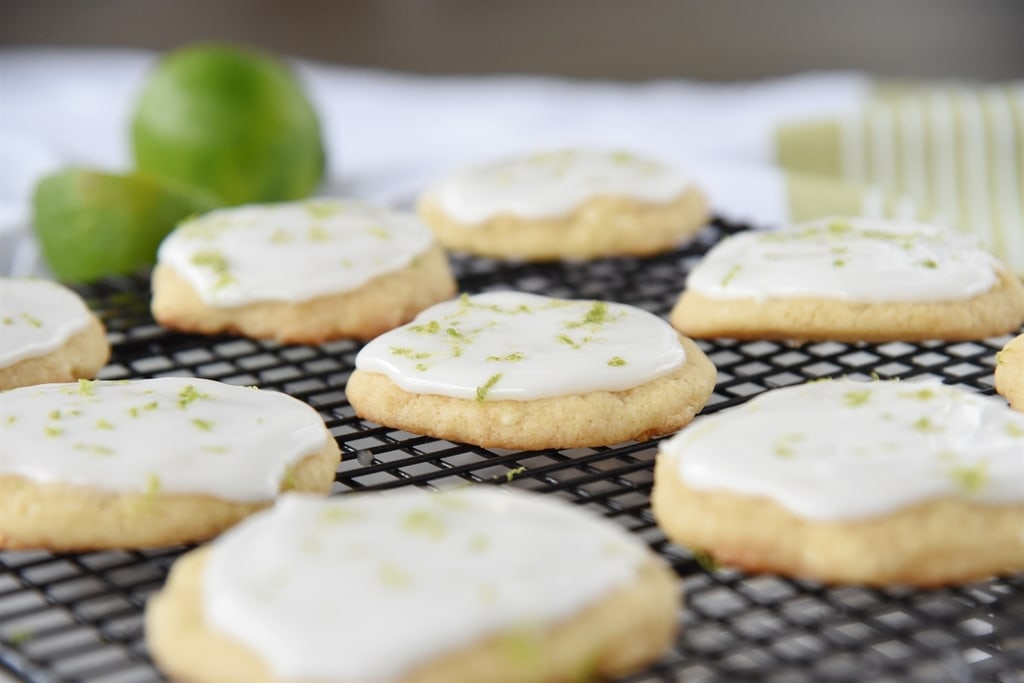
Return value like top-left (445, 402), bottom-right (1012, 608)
top-left (0, 377), bottom-right (329, 502)
top-left (355, 291), bottom-right (686, 400)
top-left (662, 379), bottom-right (1024, 520)
top-left (0, 279), bottom-right (95, 366)
top-left (203, 488), bottom-right (655, 681)
top-left (157, 199), bottom-right (436, 307)
top-left (425, 149), bottom-right (693, 224)
top-left (686, 217), bottom-right (1002, 302)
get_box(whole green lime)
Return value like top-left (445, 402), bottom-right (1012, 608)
top-left (33, 168), bottom-right (217, 283)
top-left (131, 43), bottom-right (325, 205)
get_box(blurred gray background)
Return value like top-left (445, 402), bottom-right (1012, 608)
top-left (1, 0), bottom-right (1022, 80)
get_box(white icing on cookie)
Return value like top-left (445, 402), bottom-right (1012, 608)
top-left (686, 217), bottom-right (1002, 302)
top-left (662, 379), bottom-right (1024, 520)
top-left (157, 199), bottom-right (436, 307)
top-left (355, 291), bottom-right (686, 401)
top-left (0, 377), bottom-right (329, 502)
top-left (0, 279), bottom-right (96, 367)
top-left (203, 488), bottom-right (656, 681)
top-left (425, 149), bottom-right (693, 224)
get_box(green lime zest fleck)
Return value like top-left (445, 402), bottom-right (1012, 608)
top-left (607, 356), bottom-right (627, 367)
top-left (1007, 422), bottom-right (1024, 437)
top-left (402, 509), bottom-right (446, 539)
top-left (415, 362), bottom-right (430, 371)
top-left (2, 317), bottom-right (12, 325)
top-left (378, 562), bottom-right (412, 589)
top-left (9, 629), bottom-right (33, 646)
top-left (773, 432), bottom-right (805, 458)
top-left (900, 388), bottom-right (937, 401)
top-left (691, 549), bottom-right (721, 572)
top-left (4, 415), bottom-right (16, 426)
top-left (320, 506), bottom-right (358, 524)
top-left (366, 225), bottom-right (391, 240)
top-left (582, 301), bottom-right (609, 325)
top-left (191, 418), bottom-right (214, 431)
top-left (76, 378), bottom-right (96, 396)
top-left (446, 327), bottom-right (469, 341)
top-left (505, 466), bottom-right (527, 482)
top-left (44, 425), bottom-right (63, 438)
top-left (307, 225), bottom-right (331, 242)
top-left (468, 534), bottom-right (490, 553)
top-left (918, 259), bottom-right (939, 269)
top-left (95, 418), bottom-right (115, 430)
top-left (843, 389), bottom-right (872, 407)
top-left (74, 442), bottom-right (115, 456)
top-left (390, 346), bottom-right (431, 359)
top-left (21, 313), bottom-right (43, 328)
top-left (305, 201), bottom-right (342, 219)
top-left (912, 416), bottom-right (942, 433)
top-left (49, 409), bottom-right (62, 420)
top-left (178, 384), bottom-right (211, 409)
top-left (201, 445), bottom-right (228, 454)
top-left (950, 461), bottom-right (988, 493)
top-left (410, 320), bottom-right (441, 335)
top-left (833, 258), bottom-right (846, 267)
top-left (191, 249), bottom-right (228, 270)
top-left (556, 333), bottom-right (582, 349)
top-left (476, 373), bottom-right (503, 403)
top-left (827, 219), bottom-right (851, 235)
top-left (721, 264), bottom-right (742, 287)
top-left (487, 352), bottom-right (525, 362)
top-left (269, 228), bottom-right (292, 244)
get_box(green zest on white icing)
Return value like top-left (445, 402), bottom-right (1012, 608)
top-left (0, 378), bottom-right (328, 502)
top-left (201, 488), bottom-right (655, 681)
top-left (0, 279), bottom-right (95, 367)
top-left (424, 148), bottom-right (692, 224)
top-left (356, 292), bottom-right (686, 400)
top-left (157, 199), bottom-right (435, 307)
top-left (687, 217), bottom-right (1002, 303)
top-left (662, 379), bottom-right (1024, 520)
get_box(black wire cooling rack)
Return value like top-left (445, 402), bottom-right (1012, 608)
top-left (2, 219), bottom-right (1022, 683)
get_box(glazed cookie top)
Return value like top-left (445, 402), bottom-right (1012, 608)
top-left (686, 217), bottom-right (1002, 302)
top-left (355, 291), bottom-right (687, 401)
top-left (157, 199), bottom-right (436, 307)
top-left (203, 488), bottom-right (657, 681)
top-left (0, 279), bottom-right (96, 367)
top-left (661, 379), bottom-right (1024, 520)
top-left (0, 377), bottom-right (329, 502)
top-left (424, 149), bottom-right (693, 223)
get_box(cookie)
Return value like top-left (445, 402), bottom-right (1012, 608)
top-left (670, 217), bottom-right (1024, 342)
top-left (152, 199), bottom-right (457, 343)
top-left (0, 278), bottom-right (110, 390)
top-left (347, 291), bottom-right (716, 449)
top-left (417, 149), bottom-right (709, 260)
top-left (147, 487), bottom-right (679, 683)
top-left (0, 377), bottom-right (339, 550)
top-left (996, 333), bottom-right (1024, 411)
top-left (652, 378), bottom-right (1024, 586)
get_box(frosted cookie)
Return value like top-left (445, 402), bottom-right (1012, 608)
top-left (347, 291), bottom-right (716, 449)
top-left (0, 377), bottom-right (339, 550)
top-left (0, 279), bottom-right (109, 390)
top-left (671, 217), bottom-right (1024, 342)
top-left (652, 379), bottom-right (1024, 586)
top-left (417, 149), bottom-right (709, 260)
top-left (996, 333), bottom-right (1024, 411)
top-left (147, 487), bottom-right (679, 683)
top-left (152, 199), bottom-right (456, 343)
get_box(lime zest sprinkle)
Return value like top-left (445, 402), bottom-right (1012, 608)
top-left (191, 418), bottom-right (214, 431)
top-left (410, 320), bottom-right (441, 335)
top-left (505, 466), bottom-right (527, 482)
top-left (402, 509), bottom-right (446, 539)
top-left (320, 506), bottom-right (358, 524)
top-left (1007, 422), bottom-right (1024, 437)
top-left (4, 415), bottom-right (16, 426)
top-left (390, 346), bottom-right (431, 359)
top-left (487, 352), bottom-right (525, 362)
top-left (949, 461), bottom-right (988, 493)
top-left (44, 425), bottom-right (63, 438)
top-left (607, 356), bottom-right (627, 367)
top-left (366, 225), bottom-right (391, 240)
top-left (691, 548), bottom-right (721, 572)
top-left (178, 384), bottom-right (211, 409)
top-left (468, 534), bottom-right (490, 552)
top-left (900, 388), bottom-right (937, 401)
top-left (843, 389), bottom-right (872, 407)
top-left (74, 442), bottom-right (115, 456)
top-left (95, 418), bottom-right (114, 430)
top-left (556, 333), bottom-right (582, 349)
top-left (77, 379), bottom-right (96, 396)
top-left (201, 445), bottom-right (228, 454)
top-left (9, 629), bottom-right (33, 645)
top-left (378, 562), bottom-right (412, 589)
top-left (307, 225), bottom-right (331, 242)
top-left (269, 228), bottom-right (292, 244)
top-left (21, 313), bottom-right (43, 328)
top-left (305, 201), bottom-right (342, 219)
top-left (912, 416), bottom-right (942, 433)
top-left (476, 373), bottom-right (503, 403)
top-left (918, 259), bottom-right (939, 269)
top-left (721, 264), bottom-right (742, 287)
top-left (833, 258), bottom-right (846, 267)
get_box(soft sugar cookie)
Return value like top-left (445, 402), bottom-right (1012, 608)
top-left (0, 278), bottom-right (109, 390)
top-left (996, 333), bottom-right (1024, 411)
top-left (670, 217), bottom-right (1024, 342)
top-left (417, 149), bottom-right (709, 260)
top-left (652, 379), bottom-right (1024, 586)
top-left (0, 377), bottom-right (339, 550)
top-left (147, 488), bottom-right (679, 683)
top-left (152, 199), bottom-right (456, 343)
top-left (347, 291), bottom-right (716, 449)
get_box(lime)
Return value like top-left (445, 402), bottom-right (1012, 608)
top-left (131, 43), bottom-right (325, 205)
top-left (32, 168), bottom-right (217, 283)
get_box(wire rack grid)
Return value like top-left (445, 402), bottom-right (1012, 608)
top-left (1, 220), bottom-right (1022, 683)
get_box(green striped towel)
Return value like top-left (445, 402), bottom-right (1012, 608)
top-left (774, 84), bottom-right (1024, 276)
